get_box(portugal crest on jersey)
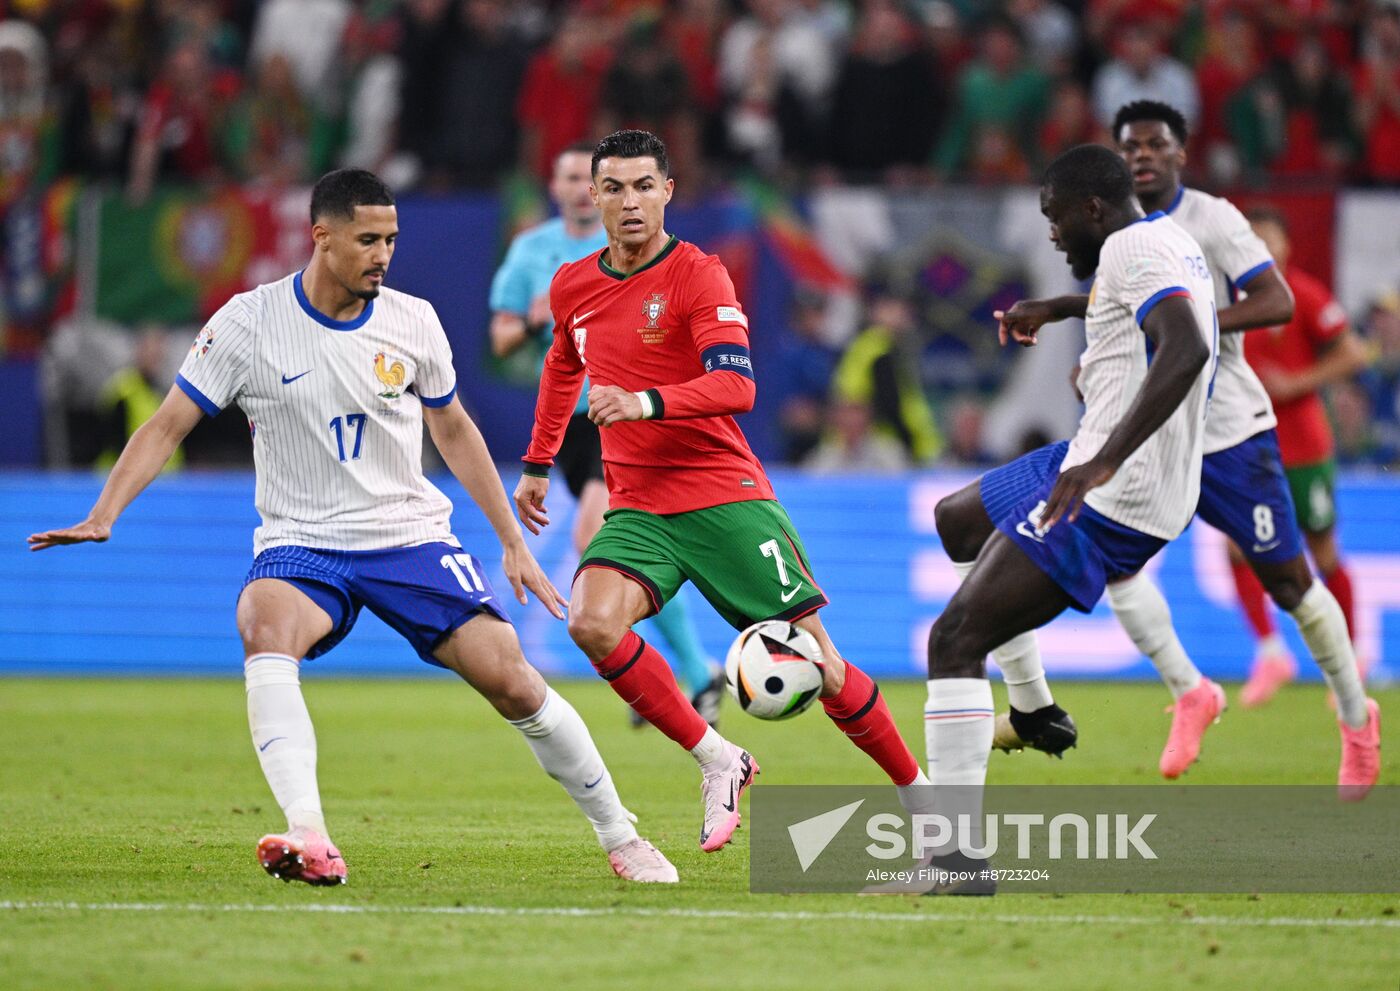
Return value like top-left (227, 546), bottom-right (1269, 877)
top-left (643, 293), bottom-right (667, 328)
top-left (374, 351), bottom-right (406, 400)
top-left (639, 293), bottom-right (669, 344)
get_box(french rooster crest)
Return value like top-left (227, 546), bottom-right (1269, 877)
top-left (374, 352), bottom-right (405, 397)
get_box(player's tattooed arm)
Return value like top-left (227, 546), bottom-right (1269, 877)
top-left (1217, 265), bottom-right (1293, 334)
top-left (994, 296), bottom-right (1089, 347)
top-left (28, 385), bottom-right (204, 551)
top-left (1042, 295), bottom-right (1209, 529)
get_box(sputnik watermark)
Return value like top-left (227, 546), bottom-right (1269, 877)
top-left (751, 785), bottom-right (1400, 894)
top-left (863, 812), bottom-right (1157, 862)
top-left (787, 808), bottom-right (1155, 874)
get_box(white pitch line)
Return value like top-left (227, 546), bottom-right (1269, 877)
top-left (1, 901), bottom-right (1396, 930)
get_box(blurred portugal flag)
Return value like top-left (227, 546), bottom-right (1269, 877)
top-left (95, 186), bottom-right (308, 325)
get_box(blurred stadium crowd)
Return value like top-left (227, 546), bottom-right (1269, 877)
top-left (3, 0), bottom-right (1400, 472)
top-left (8, 0), bottom-right (1400, 191)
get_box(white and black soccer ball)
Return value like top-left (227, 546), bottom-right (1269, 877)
top-left (725, 620), bottom-right (826, 720)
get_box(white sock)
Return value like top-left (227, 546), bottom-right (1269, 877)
top-left (924, 678), bottom-right (993, 857)
top-left (1107, 572), bottom-right (1202, 700)
top-left (1288, 582), bottom-right (1368, 728)
top-left (951, 560), bottom-right (1053, 711)
top-left (689, 725), bottom-right (728, 769)
top-left (245, 653), bottom-right (326, 836)
top-left (896, 768), bottom-right (935, 817)
top-left (924, 678), bottom-right (994, 786)
top-left (509, 687), bottom-right (638, 852)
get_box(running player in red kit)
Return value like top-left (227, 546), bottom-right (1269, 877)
top-left (513, 130), bottom-right (931, 853)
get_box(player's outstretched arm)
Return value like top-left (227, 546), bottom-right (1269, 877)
top-left (424, 398), bottom-right (568, 619)
top-left (1218, 266), bottom-right (1294, 333)
top-left (28, 385), bottom-right (204, 551)
top-left (994, 295), bottom-right (1089, 346)
top-left (1043, 294), bottom-right (1209, 529)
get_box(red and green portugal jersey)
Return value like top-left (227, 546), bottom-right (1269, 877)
top-left (523, 236), bottom-right (775, 514)
top-left (1243, 266), bottom-right (1348, 467)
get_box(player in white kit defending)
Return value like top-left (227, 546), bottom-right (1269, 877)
top-left (28, 169), bottom-right (678, 884)
top-left (993, 102), bottom-right (1379, 799)
top-left (917, 145), bottom-right (1218, 894)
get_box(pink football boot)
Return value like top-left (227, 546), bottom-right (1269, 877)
top-left (1338, 699), bottom-right (1381, 802)
top-left (698, 744), bottom-right (758, 852)
top-left (1159, 679), bottom-right (1226, 779)
top-left (257, 828), bottom-right (347, 886)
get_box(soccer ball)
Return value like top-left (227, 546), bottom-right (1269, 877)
top-left (724, 620), bottom-right (826, 720)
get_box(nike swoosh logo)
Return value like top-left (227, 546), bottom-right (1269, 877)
top-left (1016, 521), bottom-right (1046, 543)
top-left (1252, 540), bottom-right (1281, 554)
top-left (572, 309), bottom-right (597, 327)
top-left (779, 583), bottom-right (805, 603)
top-left (281, 370), bottom-right (312, 384)
top-left (722, 780), bottom-right (737, 813)
top-left (584, 772), bottom-right (605, 789)
top-left (257, 736), bottom-right (287, 752)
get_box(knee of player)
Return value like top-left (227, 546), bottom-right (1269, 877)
top-left (489, 665), bottom-right (549, 721)
top-left (1263, 565), bottom-right (1312, 612)
top-left (934, 492), bottom-right (981, 563)
top-left (926, 608), bottom-right (983, 678)
top-left (238, 615), bottom-right (299, 656)
top-left (566, 603), bottom-right (629, 658)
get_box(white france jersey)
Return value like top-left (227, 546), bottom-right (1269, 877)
top-left (1163, 187), bottom-right (1278, 453)
top-left (176, 271), bottom-right (458, 555)
top-left (1066, 212), bottom-right (1218, 540)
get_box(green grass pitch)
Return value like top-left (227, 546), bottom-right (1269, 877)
top-left (1, 677), bottom-right (1396, 990)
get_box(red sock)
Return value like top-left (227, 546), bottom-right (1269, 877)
top-left (1324, 564), bottom-right (1357, 641)
top-left (1230, 558), bottom-right (1275, 640)
top-left (821, 661), bottom-right (920, 786)
top-left (593, 631), bottom-right (708, 750)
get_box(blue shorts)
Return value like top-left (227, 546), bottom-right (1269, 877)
top-left (979, 442), bottom-right (1167, 612)
top-left (1196, 429), bottom-right (1303, 565)
top-left (242, 542), bottom-right (512, 665)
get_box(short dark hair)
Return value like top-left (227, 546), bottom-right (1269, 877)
top-left (1043, 144), bottom-right (1135, 206)
top-left (591, 129), bottom-right (670, 177)
top-left (1112, 100), bottom-right (1189, 146)
top-left (309, 168), bottom-right (395, 224)
top-left (560, 140), bottom-right (597, 159)
top-left (1244, 203), bottom-right (1289, 233)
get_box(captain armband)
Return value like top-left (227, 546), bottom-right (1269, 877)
top-left (699, 343), bottom-right (754, 380)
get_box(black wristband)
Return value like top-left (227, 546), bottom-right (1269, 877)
top-left (521, 462), bottom-right (551, 478)
top-left (645, 388), bottom-right (664, 420)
